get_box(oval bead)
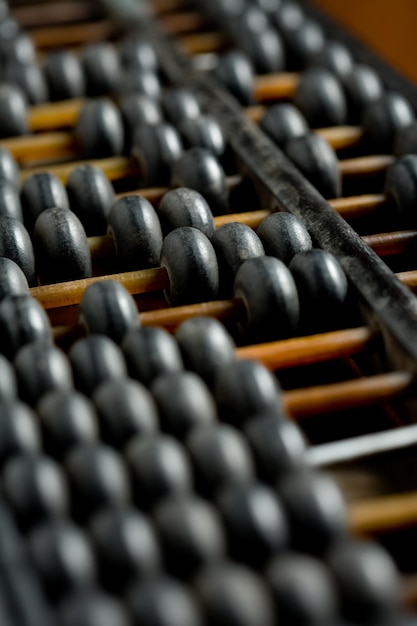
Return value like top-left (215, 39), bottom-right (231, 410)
top-left (69, 335), bottom-right (127, 396)
top-left (215, 51), bottom-right (255, 105)
top-left (81, 42), bottom-right (121, 97)
top-left (66, 164), bottom-right (115, 236)
top-left (0, 400), bottom-right (40, 466)
top-left (118, 69), bottom-right (161, 100)
top-left (362, 91), bottom-right (415, 152)
top-left (21, 172), bottom-right (69, 232)
top-left (384, 154), bottom-right (417, 226)
top-left (132, 122), bottom-right (183, 186)
top-left (180, 114), bottom-right (226, 157)
top-left (0, 83), bottom-right (27, 138)
top-left (158, 188), bottom-right (214, 238)
top-left (0, 257), bottom-right (29, 301)
top-left (161, 227), bottom-right (219, 306)
top-left (162, 88), bottom-right (201, 125)
top-left (309, 40), bottom-right (354, 80)
top-left (75, 99), bottom-right (124, 158)
top-left (260, 103), bottom-right (308, 148)
top-left (293, 67), bottom-right (347, 127)
top-left (0, 146), bottom-right (19, 186)
top-left (0, 354), bottom-right (17, 401)
top-left (6, 62), bottom-right (48, 105)
top-left (286, 18), bottom-right (325, 69)
top-left (0, 294), bottom-right (52, 359)
top-left (394, 120), bottom-right (417, 156)
top-left (343, 63), bottom-right (384, 122)
top-left (119, 36), bottom-right (158, 72)
top-left (43, 50), bottom-right (86, 101)
top-left (59, 591), bottom-right (130, 626)
top-left (120, 93), bottom-right (163, 142)
top-left (0, 179), bottom-right (23, 221)
top-left (257, 212), bottom-right (312, 265)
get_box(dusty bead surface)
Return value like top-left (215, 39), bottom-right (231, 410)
top-left (0, 257), bottom-right (29, 301)
top-left (21, 172), bottom-right (69, 233)
top-left (66, 164), bottom-right (115, 236)
top-left (158, 188), bottom-right (214, 238)
top-left (257, 212), bottom-right (312, 265)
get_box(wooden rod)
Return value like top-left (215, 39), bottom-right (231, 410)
top-left (27, 98), bottom-right (85, 132)
top-left (20, 156), bottom-right (140, 184)
top-left (158, 10), bottom-right (206, 35)
top-left (178, 31), bottom-right (228, 55)
top-left (12, 2), bottom-right (100, 29)
top-left (253, 73), bottom-right (300, 101)
top-left (350, 490), bottom-right (417, 535)
top-left (29, 20), bottom-right (116, 50)
top-left (339, 154), bottom-right (394, 177)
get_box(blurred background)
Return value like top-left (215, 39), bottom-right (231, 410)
top-left (312, 0), bottom-right (417, 84)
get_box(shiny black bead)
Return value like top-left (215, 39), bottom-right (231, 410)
top-left (43, 50), bottom-right (86, 101)
top-left (92, 378), bottom-right (158, 447)
top-left (120, 93), bottom-right (163, 144)
top-left (158, 188), bottom-right (214, 238)
top-left (362, 91), bottom-right (414, 152)
top-left (273, 1), bottom-right (305, 38)
top-left (0, 294), bottom-right (52, 359)
top-left (180, 114), bottom-right (226, 158)
top-left (66, 164), bottom-right (115, 236)
top-left (119, 36), bottom-right (158, 73)
top-left (384, 154), bottom-right (417, 226)
top-left (215, 50), bottom-right (255, 105)
top-left (119, 70), bottom-right (161, 100)
top-left (162, 88), bottom-right (201, 125)
top-left (0, 399), bottom-right (40, 465)
top-left (394, 120), bottom-right (417, 156)
top-left (310, 40), bottom-right (354, 81)
top-left (75, 99), bottom-right (124, 158)
top-left (5, 62), bottom-right (48, 105)
top-left (257, 212), bottom-right (312, 264)
top-left (0, 179), bottom-right (23, 221)
top-left (81, 42), bottom-right (121, 97)
top-left (294, 67), bottom-right (347, 127)
top-left (260, 103), bottom-right (308, 148)
top-left (0, 146), bottom-right (19, 186)
top-left (132, 122), bottom-right (183, 185)
top-left (0, 83), bottom-right (27, 138)
top-left (21, 172), bottom-right (69, 233)
top-left (59, 591), bottom-right (131, 626)
top-left (0, 353), bottom-right (17, 401)
top-left (0, 257), bottom-right (29, 301)
top-left (343, 63), bottom-right (384, 122)
top-left (69, 335), bottom-right (127, 396)
top-left (0, 216), bottom-right (35, 284)
top-left (286, 18), bottom-right (325, 69)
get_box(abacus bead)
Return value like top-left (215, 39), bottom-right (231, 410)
top-left (34, 207), bottom-right (92, 285)
top-left (66, 164), bottom-right (115, 236)
top-left (92, 378), bottom-right (158, 448)
top-left (79, 281), bottom-right (139, 343)
top-left (120, 94), bottom-right (163, 140)
top-left (214, 359), bottom-right (284, 424)
top-left (14, 341), bottom-right (73, 406)
top-left (43, 50), bottom-right (86, 101)
top-left (215, 50), bottom-right (255, 105)
top-left (0, 257), bottom-right (28, 300)
top-left (294, 67), bottom-right (347, 127)
top-left (175, 316), bottom-right (236, 388)
top-left (0, 354), bottom-right (17, 400)
top-left (211, 222), bottom-right (265, 294)
top-left (158, 188), bottom-right (214, 238)
top-left (260, 103), bottom-right (308, 148)
top-left (29, 519), bottom-right (96, 597)
top-left (66, 443), bottom-right (131, 520)
top-left (151, 371), bottom-right (216, 438)
top-left (107, 195), bottom-right (163, 271)
top-left (310, 40), bottom-right (354, 80)
top-left (119, 70), bottom-right (161, 100)
top-left (257, 212), bottom-right (312, 264)
top-left (119, 36), bottom-right (158, 72)
top-left (287, 18), bottom-right (325, 68)
top-left (126, 434), bottom-right (192, 509)
top-left (285, 132), bottom-right (341, 199)
top-left (0, 179), bottom-right (23, 221)
top-left (162, 88), bottom-right (201, 125)
top-left (0, 146), bottom-right (19, 186)
top-left (394, 120), bottom-right (417, 155)
top-left (81, 42), bottom-right (121, 97)
top-left (170, 147), bottom-right (228, 215)
top-left (384, 154), bottom-right (417, 226)
top-left (6, 62), bottom-right (48, 105)
top-left (0, 295), bottom-right (52, 359)
top-left (0, 400), bottom-right (40, 465)
top-left (90, 506), bottom-right (160, 588)
top-left (362, 92), bottom-right (415, 152)
top-left (0, 83), bottom-right (27, 138)
top-left (132, 123), bottom-right (183, 185)
top-left (187, 423), bottom-right (254, 494)
top-left (122, 327), bottom-right (183, 387)
top-left (233, 256), bottom-right (299, 341)
top-left (327, 539), bottom-right (401, 623)
top-left (38, 390), bottom-right (98, 457)
top-left (69, 335), bottom-right (127, 396)
top-left (343, 63), bottom-right (384, 121)
top-left (289, 249), bottom-right (349, 332)
top-left (239, 25), bottom-right (285, 74)
top-left (75, 99), bottom-right (124, 158)
top-left (59, 591), bottom-right (131, 626)
top-left (196, 562), bottom-right (275, 626)
top-left (154, 494), bottom-right (225, 579)
top-left (180, 115), bottom-right (225, 157)
top-left (3, 454), bottom-right (69, 527)
top-left (266, 553), bottom-right (338, 626)
top-left (279, 469), bottom-right (347, 553)
top-left (128, 577), bottom-right (202, 626)
top-left (21, 172), bottom-right (69, 233)
top-left (161, 227), bottom-right (219, 306)
top-left (273, 0), bottom-right (305, 38)
top-left (217, 481), bottom-right (289, 566)
top-left (0, 216), bottom-right (35, 285)
top-left (245, 415), bottom-right (306, 482)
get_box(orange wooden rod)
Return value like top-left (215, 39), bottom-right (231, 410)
top-left (29, 20), bottom-right (116, 50)
top-left (349, 489), bottom-right (417, 535)
top-left (12, 2), bottom-right (99, 29)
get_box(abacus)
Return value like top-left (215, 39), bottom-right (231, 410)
top-left (1, 0), bottom-right (417, 624)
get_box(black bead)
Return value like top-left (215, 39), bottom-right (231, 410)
top-left (170, 147), bottom-right (228, 215)
top-left (285, 132), bottom-right (341, 199)
top-left (132, 122), bottom-right (183, 185)
top-left (186, 423), bottom-right (254, 495)
top-left (0, 30), bottom-right (35, 65)
top-left (266, 552), bottom-right (338, 626)
top-left (394, 119), bottom-right (417, 156)
top-left (215, 50), bottom-right (255, 105)
top-left (233, 256), bottom-right (299, 341)
top-left (119, 35), bottom-right (158, 73)
top-left (278, 468), bottom-right (347, 554)
top-left (286, 18), bottom-right (325, 69)
top-left (122, 326), bottom-right (184, 387)
top-left (0, 179), bottom-right (23, 221)
top-left (158, 188), bottom-right (214, 238)
top-left (79, 281), bottom-right (139, 343)
top-left (90, 505), bottom-right (161, 589)
top-left (59, 590), bottom-right (131, 626)
top-left (151, 371), bottom-right (216, 438)
top-left (0, 353), bottom-right (17, 401)
top-left (343, 63), bottom-right (384, 122)
top-left (196, 562), bottom-right (275, 626)
top-left (0, 257), bottom-right (29, 301)
top-left (0, 146), bottom-right (19, 186)
top-left (38, 389), bottom-right (98, 457)
top-left (43, 50), bottom-right (86, 101)
top-left (257, 212), bottom-right (312, 264)
top-left (125, 434), bottom-right (192, 510)
top-left (294, 67), bottom-right (347, 127)
top-left (214, 359), bottom-right (284, 424)
top-left (107, 195), bottom-right (163, 271)
top-left (289, 248), bottom-right (349, 333)
top-left (69, 335), bottom-right (127, 396)
top-left (180, 114), bottom-right (226, 157)
top-left (81, 42), bottom-right (121, 97)
top-left (0, 83), bottom-right (27, 138)
top-left (384, 154), bottom-right (417, 226)
top-left (0, 294), bottom-right (52, 359)
top-left (21, 172), bottom-right (69, 234)
top-left (14, 341), bottom-right (73, 406)
top-left (0, 399), bottom-right (40, 466)
top-left (211, 222), bottom-right (265, 295)
top-left (29, 518), bottom-right (96, 598)
top-left (310, 40), bottom-right (354, 81)
top-left (273, 1), bottom-right (305, 39)
top-left (75, 99), bottom-right (124, 158)
top-left (175, 316), bottom-right (236, 388)
top-left (66, 164), bottom-right (115, 236)
top-left (231, 9), bottom-right (285, 74)
top-left (2, 453), bottom-right (69, 528)
top-left (120, 94), bottom-right (163, 143)
top-left (66, 443), bottom-right (131, 521)
top-left (127, 576), bottom-right (202, 626)
top-left (162, 88), bottom-right (201, 125)
top-left (5, 62), bottom-right (48, 105)
top-left (160, 226), bottom-right (219, 306)
top-left (362, 91), bottom-right (415, 152)
top-left (92, 378), bottom-right (158, 447)
top-left (217, 481), bottom-right (289, 566)
top-left (244, 414), bottom-right (306, 482)
top-left (119, 70), bottom-right (161, 100)
top-left (327, 539), bottom-right (401, 623)
top-left (34, 207), bottom-right (92, 285)
top-left (260, 103), bottom-right (308, 148)
top-left (0, 216), bottom-right (36, 288)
